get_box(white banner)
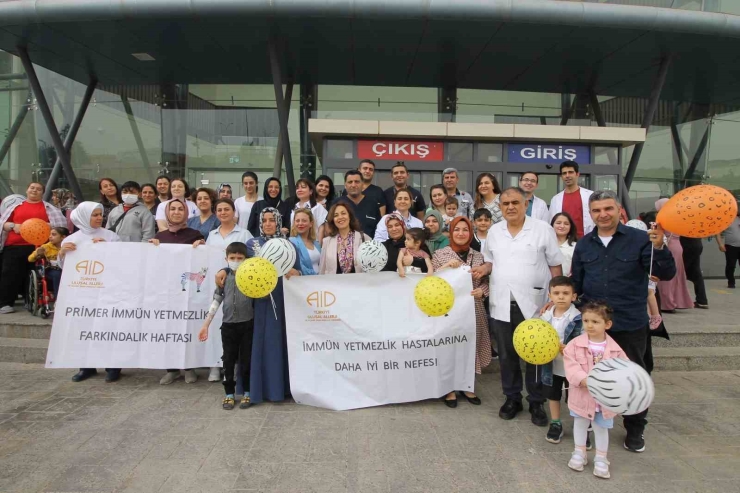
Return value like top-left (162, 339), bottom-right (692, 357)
top-left (46, 243), bottom-right (225, 369)
top-left (284, 269), bottom-right (476, 411)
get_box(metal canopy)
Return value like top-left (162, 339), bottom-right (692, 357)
top-left (1, 0), bottom-right (740, 104)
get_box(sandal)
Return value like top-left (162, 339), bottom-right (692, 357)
top-left (222, 396), bottom-right (235, 410)
top-left (239, 396), bottom-right (252, 409)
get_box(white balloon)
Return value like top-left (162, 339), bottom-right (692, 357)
top-left (625, 219), bottom-right (648, 231)
top-left (587, 358), bottom-right (655, 416)
top-left (258, 238), bottom-right (296, 277)
top-left (358, 240), bottom-right (388, 273)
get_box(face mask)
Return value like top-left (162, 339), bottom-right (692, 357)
top-left (228, 261), bottom-right (242, 271)
top-left (122, 194), bottom-right (138, 205)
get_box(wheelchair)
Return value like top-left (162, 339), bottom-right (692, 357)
top-left (27, 258), bottom-right (57, 319)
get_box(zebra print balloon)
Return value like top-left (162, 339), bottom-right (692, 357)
top-left (358, 240), bottom-right (388, 273)
top-left (258, 238), bottom-right (296, 277)
top-left (587, 358), bottom-right (655, 416)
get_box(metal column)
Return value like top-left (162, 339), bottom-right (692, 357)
top-left (17, 48), bottom-right (84, 201)
top-left (299, 83), bottom-right (317, 180)
top-left (273, 82), bottom-right (294, 180)
top-left (121, 95), bottom-right (155, 183)
top-left (268, 39), bottom-right (296, 193)
top-left (588, 91), bottom-right (618, 166)
top-left (43, 79), bottom-right (97, 201)
top-left (683, 122), bottom-right (711, 184)
top-left (624, 56), bottom-right (672, 190)
top-left (0, 90), bottom-right (31, 170)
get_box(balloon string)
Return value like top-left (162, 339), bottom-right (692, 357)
top-left (270, 293), bottom-right (278, 321)
top-left (649, 244), bottom-right (654, 280)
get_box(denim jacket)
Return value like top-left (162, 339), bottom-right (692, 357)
top-left (540, 304), bottom-right (583, 387)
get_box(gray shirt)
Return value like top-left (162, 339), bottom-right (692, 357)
top-left (217, 272), bottom-right (254, 324)
top-left (721, 216), bottom-right (740, 247)
top-left (105, 202), bottom-right (156, 243)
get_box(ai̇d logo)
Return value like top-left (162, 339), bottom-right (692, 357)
top-left (71, 260), bottom-right (105, 288)
top-left (306, 291), bottom-right (336, 308)
top-left (75, 260), bottom-right (104, 275)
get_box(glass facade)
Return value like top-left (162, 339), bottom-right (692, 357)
top-left (554, 0), bottom-right (740, 16)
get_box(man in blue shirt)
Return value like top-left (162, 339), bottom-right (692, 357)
top-left (572, 190), bottom-right (675, 454)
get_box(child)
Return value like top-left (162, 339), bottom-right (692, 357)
top-left (648, 276), bottom-right (662, 329)
top-left (563, 301), bottom-right (627, 480)
top-left (540, 276), bottom-right (582, 444)
top-left (442, 196), bottom-right (459, 230)
top-left (470, 208), bottom-right (492, 253)
top-left (397, 228), bottom-right (433, 277)
top-left (198, 242), bottom-right (255, 410)
top-left (28, 227), bottom-right (69, 297)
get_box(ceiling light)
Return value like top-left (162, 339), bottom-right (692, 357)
top-left (131, 53), bottom-right (155, 61)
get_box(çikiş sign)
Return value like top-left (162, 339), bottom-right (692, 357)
top-left (508, 143), bottom-right (590, 164)
top-left (358, 140), bottom-right (444, 161)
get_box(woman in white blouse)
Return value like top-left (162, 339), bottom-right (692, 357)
top-left (373, 189), bottom-right (423, 242)
top-left (551, 212), bottom-right (577, 276)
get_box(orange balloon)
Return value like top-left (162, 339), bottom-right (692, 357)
top-left (656, 185), bottom-right (738, 238)
top-left (20, 219), bottom-right (51, 246)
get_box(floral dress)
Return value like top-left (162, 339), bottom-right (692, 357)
top-left (432, 246), bottom-right (492, 374)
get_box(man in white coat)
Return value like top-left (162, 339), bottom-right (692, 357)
top-left (472, 187), bottom-right (563, 427)
top-left (549, 161), bottom-right (594, 238)
top-left (519, 171), bottom-right (549, 223)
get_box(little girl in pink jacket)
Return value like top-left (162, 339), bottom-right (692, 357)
top-left (563, 301), bottom-right (627, 480)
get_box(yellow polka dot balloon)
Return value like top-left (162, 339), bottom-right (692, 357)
top-left (414, 276), bottom-right (454, 317)
top-left (513, 319), bottom-right (560, 365)
top-left (235, 257), bottom-right (278, 299)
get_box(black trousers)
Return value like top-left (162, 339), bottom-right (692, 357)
top-left (680, 237), bottom-right (707, 305)
top-left (609, 327), bottom-right (649, 435)
top-left (0, 245), bottom-right (34, 307)
top-left (221, 320), bottom-right (254, 396)
top-left (725, 245), bottom-right (740, 287)
top-left (491, 302), bottom-right (544, 404)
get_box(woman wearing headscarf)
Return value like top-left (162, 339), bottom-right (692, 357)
top-left (246, 207), bottom-right (300, 404)
top-left (654, 198), bottom-right (693, 312)
top-left (432, 216), bottom-right (492, 408)
top-left (149, 199), bottom-right (205, 385)
top-left (246, 177), bottom-right (291, 237)
top-left (319, 202), bottom-right (370, 274)
top-left (58, 202), bottom-right (121, 383)
top-left (424, 210), bottom-right (449, 256)
top-left (289, 208), bottom-right (321, 275)
top-left (381, 213), bottom-right (427, 273)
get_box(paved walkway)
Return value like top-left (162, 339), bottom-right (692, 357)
top-left (1, 363), bottom-right (740, 492)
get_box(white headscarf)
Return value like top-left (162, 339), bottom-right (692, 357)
top-left (70, 202), bottom-right (104, 236)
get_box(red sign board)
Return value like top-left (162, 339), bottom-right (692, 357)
top-left (357, 140), bottom-right (444, 161)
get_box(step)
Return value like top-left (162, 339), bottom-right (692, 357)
top-left (651, 326), bottom-right (740, 348)
top-left (652, 346), bottom-right (740, 371)
top-left (0, 310), bottom-right (52, 339)
top-left (0, 337), bottom-right (48, 364)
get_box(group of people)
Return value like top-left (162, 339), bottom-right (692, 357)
top-left (10, 156), bottom-right (739, 479)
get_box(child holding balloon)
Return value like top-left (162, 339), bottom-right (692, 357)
top-left (27, 226), bottom-right (68, 297)
top-left (563, 301), bottom-right (627, 479)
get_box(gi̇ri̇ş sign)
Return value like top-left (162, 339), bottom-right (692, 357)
top-left (508, 143), bottom-right (591, 164)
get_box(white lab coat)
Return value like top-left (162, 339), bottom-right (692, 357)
top-left (529, 195), bottom-right (550, 223)
top-left (549, 187), bottom-right (595, 235)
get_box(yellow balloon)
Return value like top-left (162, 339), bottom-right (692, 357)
top-left (414, 276), bottom-right (454, 317)
top-left (235, 257), bottom-right (278, 298)
top-left (513, 319), bottom-right (560, 365)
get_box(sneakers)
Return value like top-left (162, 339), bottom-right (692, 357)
top-left (624, 431), bottom-right (646, 453)
top-left (694, 302), bottom-right (709, 309)
top-left (498, 398), bottom-right (523, 420)
top-left (546, 422), bottom-right (563, 444)
top-left (529, 402), bottom-right (548, 427)
top-left (568, 450), bottom-right (587, 472)
top-left (184, 369), bottom-right (198, 384)
top-left (159, 371), bottom-right (181, 385)
top-left (593, 456), bottom-right (611, 479)
top-left (0, 305), bottom-right (15, 314)
top-left (208, 367), bottom-right (221, 382)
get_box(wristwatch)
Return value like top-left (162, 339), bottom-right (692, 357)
top-left (6, 222), bottom-right (14, 231)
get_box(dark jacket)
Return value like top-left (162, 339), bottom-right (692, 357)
top-left (154, 228), bottom-right (204, 245)
top-left (381, 237), bottom-right (427, 272)
top-left (572, 222), bottom-right (676, 332)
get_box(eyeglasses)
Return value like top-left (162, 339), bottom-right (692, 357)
top-left (520, 178), bottom-right (537, 184)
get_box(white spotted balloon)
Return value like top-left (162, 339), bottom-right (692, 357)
top-left (358, 240), bottom-right (388, 273)
top-left (258, 238), bottom-right (296, 277)
top-left (587, 358), bottom-right (655, 415)
top-left (625, 219), bottom-right (648, 231)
